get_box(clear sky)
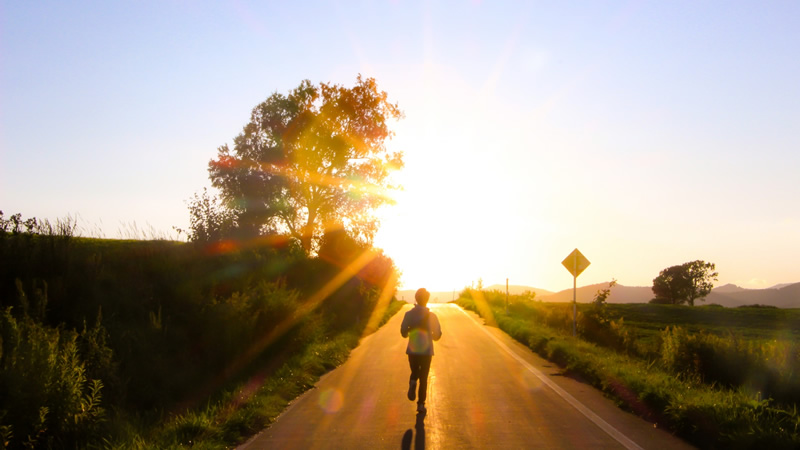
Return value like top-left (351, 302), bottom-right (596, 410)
top-left (2, 1), bottom-right (798, 292)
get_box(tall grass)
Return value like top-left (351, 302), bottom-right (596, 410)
top-left (0, 288), bottom-right (106, 449)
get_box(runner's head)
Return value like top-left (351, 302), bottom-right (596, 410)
top-left (415, 288), bottom-right (430, 306)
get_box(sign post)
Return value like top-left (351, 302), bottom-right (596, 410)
top-left (561, 248), bottom-right (590, 337)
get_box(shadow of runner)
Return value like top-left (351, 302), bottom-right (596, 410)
top-left (401, 412), bottom-right (426, 449)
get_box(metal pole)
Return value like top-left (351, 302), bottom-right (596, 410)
top-left (573, 256), bottom-right (577, 337)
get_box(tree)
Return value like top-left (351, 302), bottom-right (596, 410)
top-left (592, 279), bottom-right (617, 308)
top-left (208, 75), bottom-right (403, 254)
top-left (651, 260), bottom-right (718, 306)
top-left (177, 188), bottom-right (237, 243)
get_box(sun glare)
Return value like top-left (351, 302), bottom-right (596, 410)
top-left (375, 151), bottom-right (517, 291)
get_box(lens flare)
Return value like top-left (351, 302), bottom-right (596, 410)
top-left (408, 329), bottom-right (431, 354)
top-left (318, 388), bottom-right (344, 413)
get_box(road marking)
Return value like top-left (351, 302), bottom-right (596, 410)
top-left (454, 304), bottom-right (644, 450)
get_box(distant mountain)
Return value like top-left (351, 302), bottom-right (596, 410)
top-left (769, 283), bottom-right (795, 290)
top-left (538, 281), bottom-right (800, 308)
top-left (485, 284), bottom-right (554, 297)
top-left (539, 282), bottom-right (653, 304)
top-left (396, 281), bottom-right (800, 308)
top-left (705, 282), bottom-right (800, 308)
top-left (713, 283), bottom-right (747, 293)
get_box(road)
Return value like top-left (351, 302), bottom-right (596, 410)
top-left (240, 303), bottom-right (694, 449)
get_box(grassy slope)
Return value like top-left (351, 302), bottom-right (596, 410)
top-left (1, 231), bottom-right (403, 449)
top-left (122, 299), bottom-right (406, 449)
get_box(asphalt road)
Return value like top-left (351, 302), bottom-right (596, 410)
top-left (240, 303), bottom-right (695, 449)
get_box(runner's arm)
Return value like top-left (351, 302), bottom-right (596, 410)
top-left (430, 314), bottom-right (442, 341)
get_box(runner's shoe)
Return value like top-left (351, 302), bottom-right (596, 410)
top-left (408, 380), bottom-right (417, 401)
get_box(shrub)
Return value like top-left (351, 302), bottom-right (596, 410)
top-left (0, 306), bottom-right (106, 449)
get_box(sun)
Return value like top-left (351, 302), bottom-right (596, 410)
top-left (373, 154), bottom-right (507, 292)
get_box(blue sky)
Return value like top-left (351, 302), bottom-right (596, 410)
top-left (2, 1), bottom-right (799, 291)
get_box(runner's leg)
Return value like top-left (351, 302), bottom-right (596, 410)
top-left (417, 356), bottom-right (432, 404)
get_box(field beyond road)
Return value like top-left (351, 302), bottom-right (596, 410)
top-left (606, 303), bottom-right (800, 344)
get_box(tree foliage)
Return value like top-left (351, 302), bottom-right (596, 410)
top-left (651, 260), bottom-right (718, 306)
top-left (176, 188), bottom-right (237, 243)
top-left (208, 75), bottom-right (403, 253)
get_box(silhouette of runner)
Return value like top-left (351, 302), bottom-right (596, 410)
top-left (400, 288), bottom-right (442, 414)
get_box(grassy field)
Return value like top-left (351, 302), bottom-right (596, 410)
top-left (605, 303), bottom-right (800, 345)
top-left (456, 289), bottom-right (800, 449)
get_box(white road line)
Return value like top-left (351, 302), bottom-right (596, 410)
top-left (454, 304), bottom-right (644, 450)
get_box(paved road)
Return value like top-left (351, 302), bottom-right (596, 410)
top-left (240, 304), bottom-right (694, 449)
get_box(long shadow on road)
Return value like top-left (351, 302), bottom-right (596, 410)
top-left (401, 411), bottom-right (426, 450)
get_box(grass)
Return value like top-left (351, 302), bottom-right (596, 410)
top-left (111, 331), bottom-right (357, 449)
top-left (1, 217), bottom-right (404, 449)
top-left (456, 289), bottom-right (800, 449)
top-left (122, 298), bottom-right (406, 449)
top-left (605, 303), bottom-right (800, 347)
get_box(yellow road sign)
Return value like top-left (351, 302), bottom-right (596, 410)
top-left (562, 248), bottom-right (590, 278)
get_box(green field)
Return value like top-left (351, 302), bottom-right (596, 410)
top-left (604, 303), bottom-right (800, 345)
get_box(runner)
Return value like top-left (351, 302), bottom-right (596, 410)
top-left (400, 288), bottom-right (442, 414)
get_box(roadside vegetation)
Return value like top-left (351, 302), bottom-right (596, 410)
top-left (0, 212), bottom-right (403, 449)
top-left (456, 287), bottom-right (800, 449)
top-left (1, 75), bottom-right (406, 448)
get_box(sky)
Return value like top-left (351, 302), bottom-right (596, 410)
top-left (2, 1), bottom-right (799, 293)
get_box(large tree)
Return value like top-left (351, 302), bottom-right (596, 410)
top-left (209, 76), bottom-right (403, 253)
top-left (651, 260), bottom-right (718, 306)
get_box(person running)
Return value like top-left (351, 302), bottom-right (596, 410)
top-left (400, 288), bottom-right (442, 414)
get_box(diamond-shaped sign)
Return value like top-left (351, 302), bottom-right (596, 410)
top-left (562, 248), bottom-right (590, 278)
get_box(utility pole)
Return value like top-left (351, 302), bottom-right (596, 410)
top-left (505, 278), bottom-right (509, 314)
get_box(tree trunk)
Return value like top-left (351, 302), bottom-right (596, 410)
top-left (301, 208), bottom-right (317, 255)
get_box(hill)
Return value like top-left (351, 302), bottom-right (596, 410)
top-left (537, 281), bottom-right (800, 308)
top-left (714, 283), bottom-right (747, 293)
top-left (399, 281), bottom-right (800, 308)
top-left (705, 282), bottom-right (800, 308)
top-left (539, 282), bottom-right (653, 304)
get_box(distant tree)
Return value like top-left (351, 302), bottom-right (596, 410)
top-left (651, 260), bottom-right (718, 306)
top-left (587, 279), bottom-right (616, 321)
top-left (177, 188), bottom-right (236, 243)
top-left (208, 75), bottom-right (403, 254)
top-left (592, 279), bottom-right (617, 308)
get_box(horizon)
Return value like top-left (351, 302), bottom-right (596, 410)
top-left (397, 279), bottom-right (799, 296)
top-left (2, 2), bottom-right (799, 293)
